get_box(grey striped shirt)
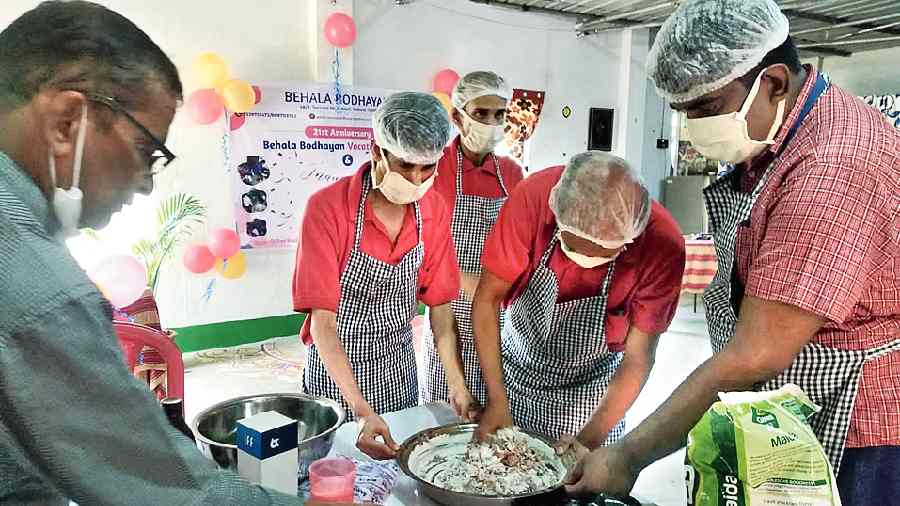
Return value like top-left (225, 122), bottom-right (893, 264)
top-left (0, 152), bottom-right (305, 505)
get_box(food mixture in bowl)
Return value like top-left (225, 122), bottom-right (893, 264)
top-left (408, 427), bottom-right (566, 496)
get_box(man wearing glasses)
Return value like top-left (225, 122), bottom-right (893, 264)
top-left (0, 2), bottom-right (332, 505)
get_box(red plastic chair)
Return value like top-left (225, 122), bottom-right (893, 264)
top-left (113, 321), bottom-right (185, 404)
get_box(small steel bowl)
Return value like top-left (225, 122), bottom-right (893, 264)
top-left (193, 393), bottom-right (345, 480)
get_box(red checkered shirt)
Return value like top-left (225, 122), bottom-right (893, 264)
top-left (737, 66), bottom-right (900, 448)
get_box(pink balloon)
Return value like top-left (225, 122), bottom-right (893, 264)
top-left (252, 85), bottom-right (262, 104)
top-left (89, 255), bottom-right (147, 308)
top-left (324, 12), bottom-right (357, 48)
top-left (186, 89), bottom-right (223, 124)
top-left (433, 69), bottom-right (460, 95)
top-left (209, 228), bottom-right (241, 259)
top-left (183, 245), bottom-right (216, 274)
top-left (230, 113), bottom-right (246, 131)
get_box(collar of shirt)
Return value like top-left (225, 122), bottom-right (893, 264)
top-left (450, 135), bottom-right (499, 176)
top-left (739, 64), bottom-right (818, 192)
top-left (0, 150), bottom-right (57, 235)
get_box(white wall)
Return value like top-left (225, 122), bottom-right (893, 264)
top-left (353, 0), bottom-right (640, 172)
top-left (641, 75), bottom-right (674, 203)
top-left (0, 1), bottom-right (315, 328)
top-left (808, 46), bottom-right (900, 97)
top-left (3, 0), bottom-right (653, 328)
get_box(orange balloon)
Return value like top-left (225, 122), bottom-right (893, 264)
top-left (215, 251), bottom-right (246, 280)
top-left (431, 91), bottom-right (452, 114)
top-left (221, 79), bottom-right (256, 113)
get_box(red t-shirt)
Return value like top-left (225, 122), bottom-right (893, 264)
top-left (482, 166), bottom-right (685, 350)
top-left (293, 162), bottom-right (461, 343)
top-left (432, 136), bottom-right (525, 207)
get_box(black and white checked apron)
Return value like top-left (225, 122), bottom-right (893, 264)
top-left (502, 233), bottom-right (624, 442)
top-left (421, 147), bottom-right (508, 406)
top-left (303, 170), bottom-right (423, 421)
top-left (702, 73), bottom-right (900, 474)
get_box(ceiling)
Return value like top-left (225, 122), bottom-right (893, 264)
top-left (468, 0), bottom-right (900, 57)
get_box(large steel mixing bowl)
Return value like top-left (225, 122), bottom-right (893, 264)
top-left (193, 393), bottom-right (344, 481)
top-left (397, 423), bottom-right (643, 506)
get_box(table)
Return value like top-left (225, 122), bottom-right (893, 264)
top-left (327, 403), bottom-right (662, 505)
top-left (682, 239), bottom-right (717, 312)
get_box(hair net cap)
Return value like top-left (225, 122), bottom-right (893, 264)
top-left (373, 91), bottom-right (451, 165)
top-left (550, 152), bottom-right (651, 246)
top-left (648, 0), bottom-right (789, 104)
top-left (451, 71), bottom-right (513, 110)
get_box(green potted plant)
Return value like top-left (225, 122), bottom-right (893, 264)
top-left (131, 193), bottom-right (208, 294)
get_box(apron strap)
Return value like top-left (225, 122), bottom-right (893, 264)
top-left (352, 171), bottom-right (371, 252)
top-left (542, 230), bottom-right (561, 267)
top-left (413, 201), bottom-right (423, 243)
top-left (866, 338), bottom-right (900, 361)
top-left (544, 228), bottom-right (618, 298)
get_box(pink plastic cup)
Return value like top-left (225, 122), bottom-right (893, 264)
top-left (309, 457), bottom-right (356, 503)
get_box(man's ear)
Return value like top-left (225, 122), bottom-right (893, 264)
top-left (763, 64), bottom-right (791, 104)
top-left (450, 107), bottom-right (465, 130)
top-left (39, 90), bottom-right (88, 158)
top-left (371, 141), bottom-right (383, 162)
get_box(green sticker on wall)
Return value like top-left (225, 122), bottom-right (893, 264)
top-left (562, 105), bottom-right (572, 118)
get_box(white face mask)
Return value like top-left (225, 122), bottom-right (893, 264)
top-left (48, 103), bottom-right (88, 240)
top-left (685, 69), bottom-right (787, 164)
top-left (372, 153), bottom-right (436, 205)
top-left (558, 233), bottom-right (618, 269)
top-left (459, 108), bottom-right (506, 155)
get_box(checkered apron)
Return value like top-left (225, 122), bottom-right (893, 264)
top-left (303, 171), bottom-right (423, 421)
top-left (701, 72), bottom-right (900, 474)
top-left (421, 147), bottom-right (508, 406)
top-left (502, 232), bottom-right (624, 442)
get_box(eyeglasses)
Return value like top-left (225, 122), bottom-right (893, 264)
top-left (84, 92), bottom-right (176, 175)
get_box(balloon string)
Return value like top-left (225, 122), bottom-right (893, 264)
top-left (332, 47), bottom-right (342, 104)
top-left (202, 279), bottom-right (216, 303)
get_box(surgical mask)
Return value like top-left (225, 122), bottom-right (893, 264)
top-left (48, 103), bottom-right (88, 239)
top-left (558, 233), bottom-right (618, 269)
top-left (459, 109), bottom-right (506, 155)
top-left (372, 154), bottom-right (436, 205)
top-left (685, 69), bottom-right (786, 164)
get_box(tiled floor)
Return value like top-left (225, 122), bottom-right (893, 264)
top-left (183, 296), bottom-right (711, 506)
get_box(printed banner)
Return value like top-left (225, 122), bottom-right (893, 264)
top-left (228, 83), bottom-right (395, 248)
top-left (861, 94), bottom-right (900, 131)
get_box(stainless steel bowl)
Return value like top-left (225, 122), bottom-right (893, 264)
top-left (193, 393), bottom-right (345, 480)
top-left (397, 423), bottom-right (569, 506)
top-left (397, 423), bottom-right (644, 506)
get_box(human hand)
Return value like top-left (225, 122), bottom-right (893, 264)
top-left (356, 413), bottom-right (399, 460)
top-left (473, 400), bottom-right (513, 441)
top-left (564, 444), bottom-right (638, 498)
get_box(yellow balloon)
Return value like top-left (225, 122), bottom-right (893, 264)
top-left (192, 52), bottom-right (229, 89)
top-left (215, 251), bottom-right (246, 280)
top-left (431, 91), bottom-right (452, 114)
top-left (222, 79), bottom-right (256, 113)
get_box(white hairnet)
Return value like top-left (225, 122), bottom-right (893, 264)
top-left (647, 0), bottom-right (789, 104)
top-left (451, 71), bottom-right (513, 110)
top-left (549, 152), bottom-right (651, 246)
top-left (372, 91), bottom-right (451, 165)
